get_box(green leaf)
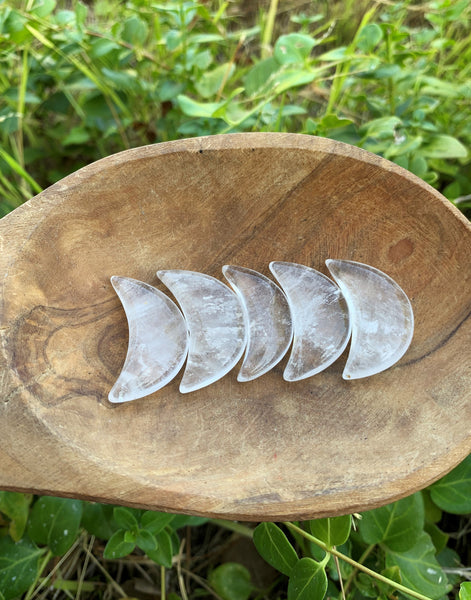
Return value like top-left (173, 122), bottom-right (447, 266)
top-left (147, 529), bottom-right (174, 568)
top-left (101, 68), bottom-right (139, 92)
top-left (3, 10), bottom-right (31, 44)
top-left (430, 455), bottom-right (471, 513)
top-left (195, 63), bottom-right (235, 98)
top-left (113, 507), bottom-right (139, 531)
top-left (81, 503), bottom-right (118, 540)
top-left (274, 33), bottom-right (316, 65)
top-left (140, 511), bottom-right (175, 535)
top-left (31, 0), bottom-right (56, 18)
top-left (90, 38), bottom-right (120, 59)
top-left (209, 563), bottom-right (253, 600)
top-left (170, 515), bottom-right (208, 529)
top-left (243, 57), bottom-right (280, 96)
top-left (354, 572), bottom-right (378, 597)
top-left (320, 114), bottom-right (354, 130)
top-left (409, 155), bottom-right (428, 178)
top-left (424, 521), bottom-right (448, 554)
top-left (74, 1), bottom-right (87, 29)
top-left (288, 558), bottom-right (328, 600)
top-left (361, 116), bottom-right (402, 139)
top-left (309, 515), bottom-right (351, 549)
top-left (253, 523), bottom-right (298, 576)
top-left (122, 16), bottom-right (149, 46)
top-left (62, 126), bottom-right (90, 146)
top-left (385, 135), bottom-right (422, 158)
top-left (358, 493), bottom-right (424, 552)
top-left (136, 529), bottom-right (158, 553)
top-left (356, 23), bottom-right (383, 52)
top-left (103, 529), bottom-right (136, 559)
top-left (385, 531), bottom-right (450, 599)
top-left (27, 497), bottom-right (83, 556)
top-left (460, 582), bottom-right (471, 600)
top-left (0, 492), bottom-right (32, 541)
top-left (177, 94), bottom-right (223, 118)
top-left (273, 69), bottom-right (316, 94)
top-left (0, 537), bottom-right (43, 600)
top-left (124, 530), bottom-right (137, 544)
top-left (421, 134), bottom-right (468, 159)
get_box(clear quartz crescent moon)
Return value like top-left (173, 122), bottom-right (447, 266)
top-left (157, 270), bottom-right (246, 393)
top-left (326, 259), bottom-right (414, 379)
top-left (109, 276), bottom-right (189, 403)
top-left (222, 265), bottom-right (293, 381)
top-left (269, 261), bottom-right (351, 381)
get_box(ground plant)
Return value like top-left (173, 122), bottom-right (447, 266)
top-left (0, 0), bottom-right (470, 598)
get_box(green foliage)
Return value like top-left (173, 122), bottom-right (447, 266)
top-left (0, 464), bottom-right (468, 599)
top-left (209, 562), bottom-right (253, 600)
top-left (430, 454), bottom-right (471, 514)
top-left (385, 531), bottom-right (450, 598)
top-left (0, 0), bottom-right (470, 216)
top-left (0, 1), bottom-right (470, 598)
top-left (358, 492), bottom-right (425, 552)
top-left (0, 493), bottom-right (32, 542)
top-left (253, 522), bottom-right (298, 576)
top-left (102, 506), bottom-right (176, 563)
top-left (309, 514), bottom-right (351, 549)
top-left (0, 537), bottom-right (43, 600)
top-left (287, 557), bottom-right (328, 600)
top-left (26, 496), bottom-right (83, 556)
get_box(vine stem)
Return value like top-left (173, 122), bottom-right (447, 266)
top-left (161, 566), bottom-right (166, 600)
top-left (209, 519), bottom-right (254, 538)
top-left (343, 543), bottom-right (375, 594)
top-left (284, 522), bottom-right (434, 600)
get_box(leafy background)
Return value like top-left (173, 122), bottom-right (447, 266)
top-left (0, 0), bottom-right (470, 598)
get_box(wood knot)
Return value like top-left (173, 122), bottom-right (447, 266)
top-left (388, 238), bottom-right (414, 263)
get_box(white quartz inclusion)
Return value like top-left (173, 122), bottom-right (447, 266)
top-left (108, 276), bottom-right (188, 403)
top-left (157, 270), bottom-right (246, 393)
top-left (326, 259), bottom-right (414, 379)
top-left (269, 262), bottom-right (351, 381)
top-left (223, 265), bottom-right (293, 381)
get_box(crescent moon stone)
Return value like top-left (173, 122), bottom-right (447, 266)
top-left (326, 259), bottom-right (414, 379)
top-left (157, 270), bottom-right (246, 393)
top-left (223, 265), bottom-right (293, 381)
top-left (269, 262), bottom-right (351, 381)
top-left (109, 276), bottom-right (189, 403)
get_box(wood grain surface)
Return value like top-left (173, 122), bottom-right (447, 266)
top-left (0, 133), bottom-right (470, 520)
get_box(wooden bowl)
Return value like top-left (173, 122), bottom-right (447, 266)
top-left (0, 133), bottom-right (469, 520)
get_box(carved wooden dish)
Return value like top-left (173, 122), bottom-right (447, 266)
top-left (0, 133), bottom-right (469, 521)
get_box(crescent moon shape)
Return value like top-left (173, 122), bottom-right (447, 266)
top-left (269, 262), bottom-right (351, 381)
top-left (222, 265), bottom-right (293, 381)
top-left (157, 270), bottom-right (246, 393)
top-left (326, 260), bottom-right (414, 379)
top-left (109, 276), bottom-right (189, 403)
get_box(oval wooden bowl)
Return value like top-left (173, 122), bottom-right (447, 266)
top-left (0, 133), bottom-right (470, 521)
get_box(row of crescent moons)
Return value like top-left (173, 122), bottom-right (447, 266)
top-left (109, 260), bottom-right (414, 403)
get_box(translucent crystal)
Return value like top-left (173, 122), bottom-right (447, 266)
top-left (157, 270), bottom-right (246, 393)
top-left (269, 262), bottom-right (351, 381)
top-left (108, 276), bottom-right (188, 403)
top-left (223, 265), bottom-right (293, 381)
top-left (326, 259), bottom-right (414, 379)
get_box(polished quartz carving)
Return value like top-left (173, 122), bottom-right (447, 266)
top-left (108, 276), bottom-right (188, 403)
top-left (269, 261), bottom-right (351, 381)
top-left (157, 270), bottom-right (246, 393)
top-left (109, 261), bottom-right (414, 401)
top-left (223, 265), bottom-right (293, 381)
top-left (326, 259), bottom-right (414, 380)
